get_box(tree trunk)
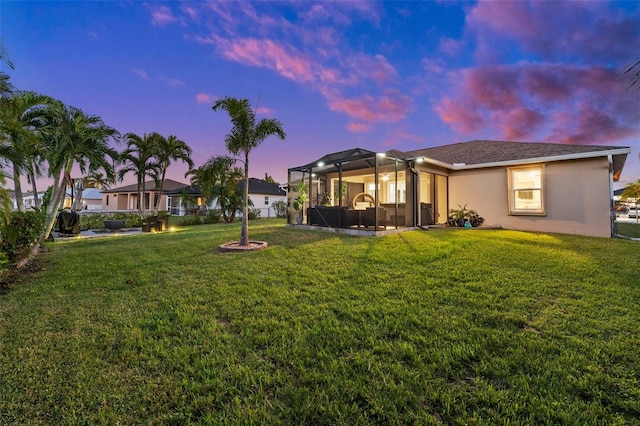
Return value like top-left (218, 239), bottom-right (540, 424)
top-left (28, 167), bottom-right (40, 209)
top-left (12, 165), bottom-right (23, 212)
top-left (36, 172), bottom-right (66, 246)
top-left (72, 179), bottom-right (84, 211)
top-left (240, 154), bottom-right (249, 246)
top-left (154, 169), bottom-right (167, 214)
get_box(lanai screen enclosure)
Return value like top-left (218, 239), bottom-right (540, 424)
top-left (288, 148), bottom-right (441, 232)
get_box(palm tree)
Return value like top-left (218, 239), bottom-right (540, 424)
top-left (118, 133), bottom-right (160, 218)
top-left (0, 91), bottom-right (52, 211)
top-left (83, 171), bottom-right (114, 190)
top-left (620, 179), bottom-right (640, 223)
top-left (186, 156), bottom-right (244, 222)
top-left (212, 97), bottom-right (286, 245)
top-left (37, 102), bottom-right (119, 245)
top-left (0, 38), bottom-right (14, 96)
top-left (152, 134), bottom-right (193, 214)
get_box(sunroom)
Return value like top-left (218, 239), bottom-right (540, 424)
top-left (287, 148), bottom-right (421, 233)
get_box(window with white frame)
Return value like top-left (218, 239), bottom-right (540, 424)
top-left (264, 196), bottom-right (269, 205)
top-left (508, 165), bottom-right (545, 215)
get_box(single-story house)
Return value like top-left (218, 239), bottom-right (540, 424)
top-left (100, 179), bottom-right (190, 213)
top-left (287, 140), bottom-right (630, 238)
top-left (165, 178), bottom-right (287, 218)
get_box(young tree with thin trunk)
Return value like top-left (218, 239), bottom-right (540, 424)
top-left (212, 97), bottom-right (285, 246)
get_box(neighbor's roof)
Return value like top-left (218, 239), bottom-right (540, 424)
top-left (403, 140), bottom-right (630, 167)
top-left (82, 188), bottom-right (102, 199)
top-left (101, 179), bottom-right (189, 193)
top-left (237, 178), bottom-right (286, 196)
top-left (164, 178), bottom-right (286, 197)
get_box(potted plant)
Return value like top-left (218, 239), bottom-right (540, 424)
top-left (446, 204), bottom-right (485, 228)
top-left (293, 182), bottom-right (307, 224)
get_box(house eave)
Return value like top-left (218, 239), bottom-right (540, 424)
top-left (410, 147), bottom-right (631, 171)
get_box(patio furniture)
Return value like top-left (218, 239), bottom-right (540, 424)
top-left (56, 210), bottom-right (80, 236)
top-left (308, 206), bottom-right (359, 228)
top-left (104, 219), bottom-right (126, 232)
top-left (364, 207), bottom-right (386, 229)
top-left (142, 215), bottom-right (169, 232)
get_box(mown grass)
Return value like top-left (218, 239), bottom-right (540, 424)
top-left (1, 219), bottom-right (639, 424)
top-left (616, 221), bottom-right (640, 239)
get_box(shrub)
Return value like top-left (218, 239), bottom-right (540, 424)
top-left (78, 212), bottom-right (141, 229)
top-left (271, 200), bottom-right (287, 218)
top-left (204, 210), bottom-right (221, 224)
top-left (446, 204), bottom-right (485, 228)
top-left (248, 208), bottom-right (261, 220)
top-left (0, 210), bottom-right (46, 263)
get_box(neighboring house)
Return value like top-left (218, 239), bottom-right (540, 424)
top-left (81, 188), bottom-right (103, 211)
top-left (238, 178), bottom-right (287, 218)
top-left (100, 179), bottom-right (189, 213)
top-left (14, 190), bottom-right (73, 211)
top-left (163, 185), bottom-right (214, 216)
top-left (288, 140), bottom-right (630, 238)
top-left (164, 178), bottom-right (287, 217)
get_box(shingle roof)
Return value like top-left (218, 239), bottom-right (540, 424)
top-left (404, 140), bottom-right (629, 166)
top-left (101, 179), bottom-right (189, 193)
top-left (164, 178), bottom-right (286, 197)
top-left (238, 178), bottom-right (286, 196)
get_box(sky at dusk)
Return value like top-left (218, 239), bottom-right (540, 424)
top-left (2, 1), bottom-right (640, 189)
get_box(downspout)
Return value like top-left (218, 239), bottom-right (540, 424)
top-left (408, 161), bottom-right (419, 228)
top-left (608, 154), bottom-right (615, 238)
top-left (307, 169), bottom-right (313, 225)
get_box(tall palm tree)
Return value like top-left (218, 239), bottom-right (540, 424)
top-left (0, 38), bottom-right (14, 96)
top-left (0, 91), bottom-right (52, 211)
top-left (118, 133), bottom-right (160, 218)
top-left (212, 97), bottom-right (286, 245)
top-left (37, 102), bottom-right (119, 245)
top-left (152, 133), bottom-right (193, 213)
top-left (620, 179), bottom-right (640, 223)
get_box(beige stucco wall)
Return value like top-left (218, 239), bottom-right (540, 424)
top-left (448, 157), bottom-right (613, 238)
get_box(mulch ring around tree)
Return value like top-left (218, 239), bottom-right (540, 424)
top-left (218, 241), bottom-right (268, 252)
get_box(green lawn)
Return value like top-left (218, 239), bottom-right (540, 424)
top-left (1, 219), bottom-right (639, 424)
top-left (616, 221), bottom-right (640, 239)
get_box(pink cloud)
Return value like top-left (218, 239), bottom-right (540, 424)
top-left (349, 54), bottom-right (398, 86)
top-left (467, 1), bottom-right (640, 64)
top-left (150, 5), bottom-right (177, 26)
top-left (256, 106), bottom-right (274, 115)
top-left (218, 38), bottom-right (314, 83)
top-left (438, 37), bottom-right (463, 57)
top-left (131, 68), bottom-right (148, 81)
top-left (196, 93), bottom-right (216, 104)
top-left (159, 76), bottom-right (185, 87)
top-left (436, 63), bottom-right (640, 144)
top-left (346, 122), bottom-right (372, 133)
top-left (328, 90), bottom-right (412, 123)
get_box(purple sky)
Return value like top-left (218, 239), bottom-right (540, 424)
top-left (3, 1), bottom-right (640, 189)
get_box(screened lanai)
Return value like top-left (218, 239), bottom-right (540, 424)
top-left (287, 148), bottom-right (415, 232)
